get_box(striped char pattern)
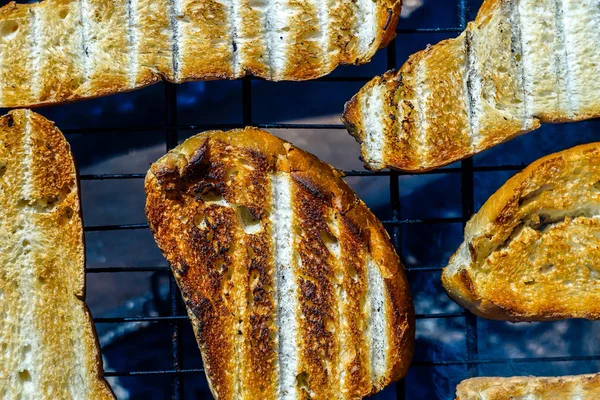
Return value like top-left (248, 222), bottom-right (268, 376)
top-left (0, 0), bottom-right (400, 108)
top-left (145, 128), bottom-right (414, 400)
top-left (343, 0), bottom-right (600, 172)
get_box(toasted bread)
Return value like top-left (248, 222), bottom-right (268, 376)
top-left (0, 110), bottom-right (114, 399)
top-left (0, 0), bottom-right (401, 108)
top-left (456, 373), bottom-right (600, 400)
top-left (342, 0), bottom-right (600, 172)
top-left (442, 143), bottom-right (600, 321)
top-left (145, 127), bottom-right (414, 399)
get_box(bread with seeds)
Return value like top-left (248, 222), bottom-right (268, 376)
top-left (145, 127), bottom-right (414, 399)
top-left (442, 143), bottom-right (600, 322)
top-left (343, 0), bottom-right (600, 172)
top-left (455, 374), bottom-right (600, 400)
top-left (0, 110), bottom-right (114, 399)
top-left (0, 0), bottom-right (400, 108)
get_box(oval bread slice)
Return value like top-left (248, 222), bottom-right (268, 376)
top-left (343, 0), bottom-right (600, 172)
top-left (145, 128), bottom-right (414, 399)
top-left (443, 143), bottom-right (600, 321)
top-left (456, 374), bottom-right (600, 400)
top-left (0, 110), bottom-right (114, 399)
top-left (0, 0), bottom-right (400, 108)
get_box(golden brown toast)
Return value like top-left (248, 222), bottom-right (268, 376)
top-left (0, 0), bottom-right (400, 108)
top-left (343, 0), bottom-right (600, 172)
top-left (145, 127), bottom-right (414, 399)
top-left (456, 374), bottom-right (600, 400)
top-left (443, 143), bottom-right (600, 322)
top-left (0, 110), bottom-right (114, 399)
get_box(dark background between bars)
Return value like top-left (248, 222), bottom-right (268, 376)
top-left (4, 0), bottom-right (600, 399)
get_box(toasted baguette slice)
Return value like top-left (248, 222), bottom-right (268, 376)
top-left (343, 0), bottom-right (600, 172)
top-left (456, 374), bottom-right (600, 399)
top-left (145, 128), bottom-right (414, 400)
top-left (442, 143), bottom-right (600, 321)
top-left (0, 0), bottom-right (400, 108)
top-left (0, 110), bottom-right (114, 399)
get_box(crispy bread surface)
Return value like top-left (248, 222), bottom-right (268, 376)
top-left (456, 374), bottom-right (600, 400)
top-left (145, 127), bottom-right (414, 400)
top-left (0, 0), bottom-right (400, 108)
top-left (343, 0), bottom-right (600, 172)
top-left (0, 110), bottom-right (114, 399)
top-left (443, 143), bottom-right (600, 321)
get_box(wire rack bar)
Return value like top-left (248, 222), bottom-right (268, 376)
top-left (104, 368), bottom-right (205, 377)
top-left (78, 165), bottom-right (526, 181)
top-left (83, 217), bottom-right (466, 232)
top-left (414, 355), bottom-right (600, 367)
top-left (164, 82), bottom-right (184, 400)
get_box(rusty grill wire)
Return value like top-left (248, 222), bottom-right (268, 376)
top-left (13, 0), bottom-right (593, 398)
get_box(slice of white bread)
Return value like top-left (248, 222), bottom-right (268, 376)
top-left (456, 374), bottom-right (600, 399)
top-left (343, 0), bottom-right (600, 172)
top-left (442, 143), bottom-right (600, 322)
top-left (0, 110), bottom-right (114, 399)
top-left (145, 128), bottom-right (415, 399)
top-left (0, 0), bottom-right (401, 108)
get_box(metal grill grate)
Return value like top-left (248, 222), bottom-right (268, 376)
top-left (80, 0), bottom-right (600, 397)
top-left (5, 0), bottom-right (600, 398)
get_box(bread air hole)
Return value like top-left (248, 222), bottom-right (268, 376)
top-left (234, 205), bottom-right (262, 235)
top-left (593, 181), bottom-right (600, 191)
top-left (519, 184), bottom-right (555, 207)
top-left (59, 9), bottom-right (68, 19)
top-left (539, 263), bottom-right (555, 274)
top-left (296, 371), bottom-right (310, 392)
top-left (319, 230), bottom-right (340, 257)
top-left (1, 21), bottom-right (18, 38)
top-left (18, 369), bottom-right (31, 383)
top-left (0, 162), bottom-right (6, 178)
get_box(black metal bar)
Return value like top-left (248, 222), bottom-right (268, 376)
top-left (83, 217), bottom-right (467, 233)
top-left (413, 355), bottom-right (600, 367)
top-left (95, 315), bottom-right (187, 323)
top-left (104, 368), bottom-right (204, 377)
top-left (242, 77), bottom-right (253, 125)
top-left (79, 166), bottom-right (525, 180)
top-left (461, 161), bottom-right (479, 381)
top-left (164, 82), bottom-right (184, 400)
top-left (415, 312), bottom-right (465, 319)
top-left (396, 27), bottom-right (463, 34)
top-left (87, 266), bottom-right (170, 273)
top-left (84, 223), bottom-right (148, 232)
top-left (79, 173), bottom-right (146, 180)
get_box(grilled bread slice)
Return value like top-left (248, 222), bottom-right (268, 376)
top-left (456, 374), bottom-right (600, 400)
top-left (343, 0), bottom-right (600, 172)
top-left (0, 110), bottom-right (114, 399)
top-left (145, 128), bottom-right (414, 399)
top-left (0, 0), bottom-right (400, 108)
top-left (442, 143), bottom-right (600, 322)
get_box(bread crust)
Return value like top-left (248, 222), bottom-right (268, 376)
top-left (456, 373), bottom-right (600, 399)
top-left (0, 0), bottom-right (401, 108)
top-left (145, 127), bottom-right (414, 399)
top-left (442, 143), bottom-right (600, 321)
top-left (342, 0), bottom-right (600, 172)
top-left (0, 110), bottom-right (114, 399)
